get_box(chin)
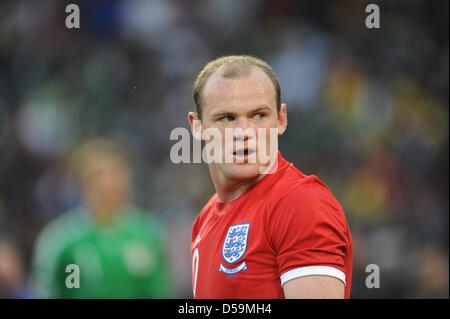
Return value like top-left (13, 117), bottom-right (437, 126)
top-left (220, 162), bottom-right (262, 182)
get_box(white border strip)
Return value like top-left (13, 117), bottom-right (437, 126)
top-left (280, 266), bottom-right (346, 286)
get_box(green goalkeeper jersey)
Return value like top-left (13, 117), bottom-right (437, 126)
top-left (32, 206), bottom-right (171, 298)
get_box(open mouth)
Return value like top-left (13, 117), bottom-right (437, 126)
top-left (232, 148), bottom-right (255, 157)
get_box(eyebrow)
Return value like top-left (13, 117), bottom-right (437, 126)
top-left (249, 106), bottom-right (272, 114)
top-left (211, 105), bottom-right (273, 119)
top-left (211, 111), bottom-right (236, 120)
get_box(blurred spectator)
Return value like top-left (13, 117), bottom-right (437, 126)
top-left (0, 238), bottom-right (28, 298)
top-left (30, 139), bottom-right (172, 298)
top-left (410, 244), bottom-right (449, 298)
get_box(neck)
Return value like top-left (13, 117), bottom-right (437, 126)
top-left (209, 158), bottom-right (279, 203)
top-left (83, 198), bottom-right (126, 224)
top-left (212, 173), bottom-right (262, 203)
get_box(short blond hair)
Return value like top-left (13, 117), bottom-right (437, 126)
top-left (68, 138), bottom-right (129, 180)
top-left (193, 55), bottom-right (281, 117)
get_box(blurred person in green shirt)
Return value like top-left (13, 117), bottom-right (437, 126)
top-left (31, 139), bottom-right (171, 298)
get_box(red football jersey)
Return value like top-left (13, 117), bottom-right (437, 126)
top-left (191, 153), bottom-right (353, 298)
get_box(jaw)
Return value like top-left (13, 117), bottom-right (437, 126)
top-left (213, 162), bottom-right (261, 183)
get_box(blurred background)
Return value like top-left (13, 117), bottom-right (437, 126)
top-left (0, 0), bottom-right (448, 298)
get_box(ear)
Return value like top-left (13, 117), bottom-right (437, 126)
top-left (277, 103), bottom-right (288, 136)
top-left (188, 112), bottom-right (202, 140)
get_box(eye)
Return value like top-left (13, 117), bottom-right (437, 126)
top-left (219, 115), bottom-right (235, 122)
top-left (253, 112), bottom-right (267, 120)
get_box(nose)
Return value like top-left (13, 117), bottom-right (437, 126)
top-left (232, 118), bottom-right (252, 142)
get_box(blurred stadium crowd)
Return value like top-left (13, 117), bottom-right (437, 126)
top-left (0, 0), bottom-right (448, 298)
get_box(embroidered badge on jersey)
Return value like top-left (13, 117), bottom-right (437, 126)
top-left (219, 223), bottom-right (250, 274)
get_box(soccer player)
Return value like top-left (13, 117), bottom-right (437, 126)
top-left (188, 55), bottom-right (353, 298)
top-left (31, 139), bottom-right (171, 298)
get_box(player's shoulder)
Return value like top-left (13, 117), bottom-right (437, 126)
top-left (40, 207), bottom-right (88, 239)
top-left (34, 207), bottom-right (90, 258)
top-left (124, 205), bottom-right (156, 226)
top-left (265, 165), bottom-right (347, 223)
top-left (192, 193), bottom-right (217, 233)
top-left (192, 194), bottom-right (216, 229)
top-left (126, 206), bottom-right (167, 243)
top-left (263, 161), bottom-right (327, 202)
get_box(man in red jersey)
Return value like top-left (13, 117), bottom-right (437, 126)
top-left (187, 55), bottom-right (352, 299)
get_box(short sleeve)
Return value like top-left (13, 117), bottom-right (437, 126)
top-left (267, 178), bottom-right (351, 286)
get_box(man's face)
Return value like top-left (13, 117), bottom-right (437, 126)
top-left (191, 67), bottom-right (287, 183)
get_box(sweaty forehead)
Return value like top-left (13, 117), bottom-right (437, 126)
top-left (201, 67), bottom-right (277, 109)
